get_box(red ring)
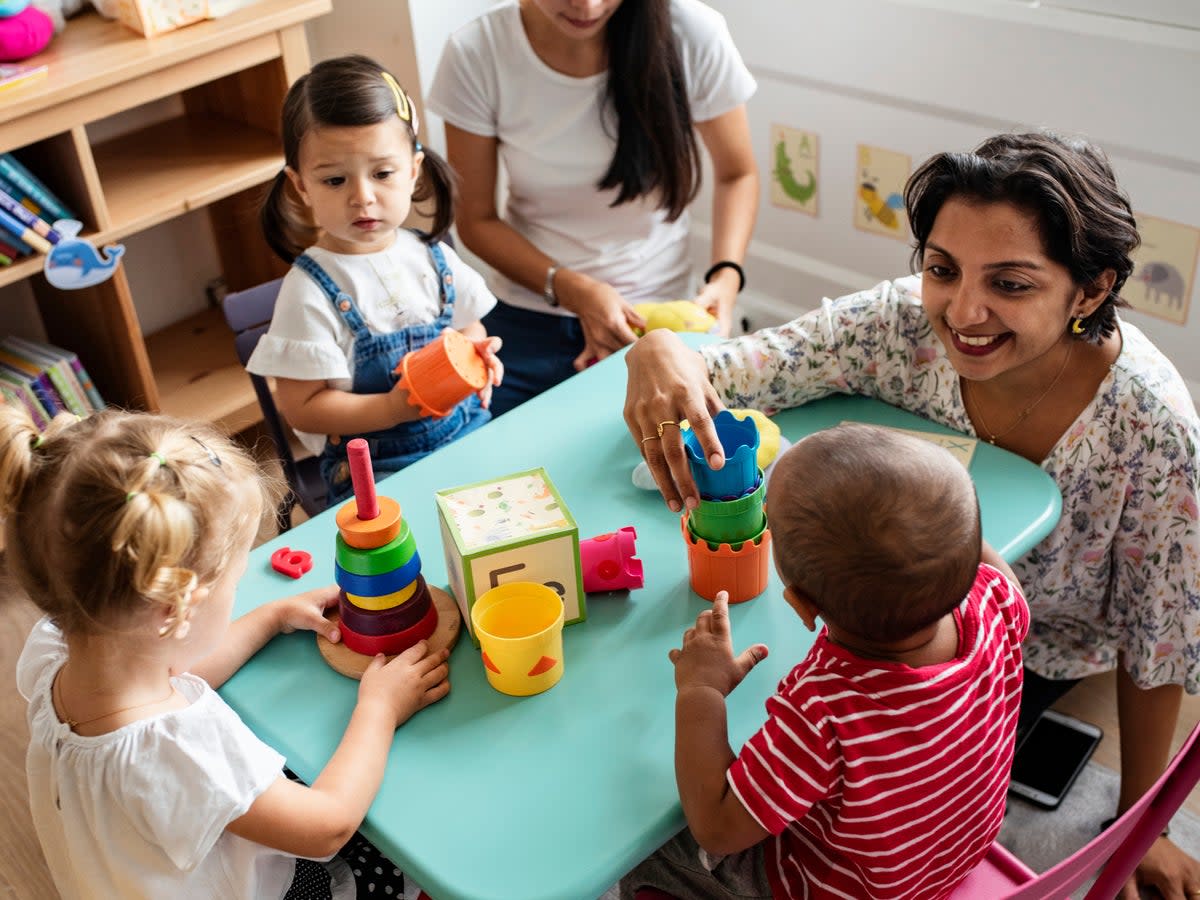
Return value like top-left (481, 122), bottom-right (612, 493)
top-left (338, 601), bottom-right (438, 656)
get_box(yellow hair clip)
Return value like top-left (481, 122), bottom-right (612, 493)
top-left (380, 71), bottom-right (419, 134)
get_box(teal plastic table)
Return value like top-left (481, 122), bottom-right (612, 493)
top-left (221, 341), bottom-right (1061, 900)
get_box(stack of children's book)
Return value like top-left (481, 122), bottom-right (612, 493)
top-left (0, 151), bottom-right (74, 268)
top-left (0, 336), bottom-right (104, 429)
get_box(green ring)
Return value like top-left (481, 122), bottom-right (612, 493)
top-left (335, 519), bottom-right (417, 575)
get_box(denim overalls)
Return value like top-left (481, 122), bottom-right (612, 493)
top-left (293, 240), bottom-right (490, 505)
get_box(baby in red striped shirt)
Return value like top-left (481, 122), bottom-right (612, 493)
top-left (620, 423), bottom-right (1029, 900)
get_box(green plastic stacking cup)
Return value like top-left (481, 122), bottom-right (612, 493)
top-left (688, 472), bottom-right (765, 546)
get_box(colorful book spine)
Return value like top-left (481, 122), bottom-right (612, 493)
top-left (67, 356), bottom-right (104, 411)
top-left (0, 237), bottom-right (19, 259)
top-left (0, 377), bottom-right (48, 429)
top-left (2, 336), bottom-right (100, 413)
top-left (0, 338), bottom-right (88, 416)
top-left (0, 349), bottom-right (64, 416)
top-left (0, 360), bottom-right (57, 420)
top-left (0, 186), bottom-right (59, 243)
top-left (0, 154), bottom-right (73, 224)
top-left (0, 363), bottom-right (52, 426)
top-left (0, 205), bottom-right (50, 254)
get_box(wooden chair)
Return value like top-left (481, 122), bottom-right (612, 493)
top-left (634, 721), bottom-right (1200, 900)
top-left (222, 278), bottom-right (327, 532)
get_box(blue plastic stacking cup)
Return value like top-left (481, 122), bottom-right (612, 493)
top-left (683, 410), bottom-right (760, 500)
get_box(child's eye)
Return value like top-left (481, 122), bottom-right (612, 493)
top-left (323, 176), bottom-right (345, 187)
top-left (375, 169), bottom-right (395, 181)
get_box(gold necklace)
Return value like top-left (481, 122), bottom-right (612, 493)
top-left (965, 341), bottom-right (1073, 445)
top-left (54, 669), bottom-right (176, 730)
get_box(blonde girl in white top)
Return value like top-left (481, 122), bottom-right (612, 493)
top-left (4, 405), bottom-right (450, 899)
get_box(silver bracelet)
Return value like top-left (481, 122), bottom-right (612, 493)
top-left (543, 264), bottom-right (560, 307)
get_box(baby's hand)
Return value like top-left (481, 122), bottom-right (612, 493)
top-left (472, 336), bottom-right (504, 409)
top-left (668, 592), bottom-right (767, 697)
top-left (272, 585), bottom-right (341, 644)
top-left (359, 641), bottom-right (451, 728)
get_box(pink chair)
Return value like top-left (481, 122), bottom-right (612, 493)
top-left (950, 719), bottom-right (1200, 899)
top-left (634, 721), bottom-right (1200, 900)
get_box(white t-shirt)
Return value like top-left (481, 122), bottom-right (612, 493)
top-left (16, 618), bottom-right (353, 900)
top-left (427, 0), bottom-right (756, 314)
top-left (246, 229), bottom-right (497, 455)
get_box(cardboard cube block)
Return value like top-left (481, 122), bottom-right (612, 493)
top-left (114, 0), bottom-right (207, 36)
top-left (436, 468), bottom-right (585, 642)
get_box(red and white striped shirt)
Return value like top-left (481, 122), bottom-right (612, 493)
top-left (728, 564), bottom-right (1028, 900)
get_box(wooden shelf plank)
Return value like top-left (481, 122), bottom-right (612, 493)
top-left (144, 305), bottom-right (261, 432)
top-left (0, 0), bottom-right (332, 146)
top-left (93, 114), bottom-right (282, 240)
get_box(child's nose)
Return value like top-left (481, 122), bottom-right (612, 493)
top-left (349, 178), bottom-right (375, 207)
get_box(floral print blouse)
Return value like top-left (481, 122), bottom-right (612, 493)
top-left (702, 276), bottom-right (1200, 691)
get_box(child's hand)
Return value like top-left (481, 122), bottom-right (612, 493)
top-left (359, 641), bottom-right (451, 728)
top-left (272, 585), bottom-right (341, 644)
top-left (472, 335), bottom-right (503, 409)
top-left (669, 591), bottom-right (768, 697)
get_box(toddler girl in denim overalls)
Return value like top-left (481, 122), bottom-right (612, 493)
top-left (249, 55), bottom-right (502, 505)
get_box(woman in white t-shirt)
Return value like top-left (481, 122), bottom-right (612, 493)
top-left (428, 0), bottom-right (758, 416)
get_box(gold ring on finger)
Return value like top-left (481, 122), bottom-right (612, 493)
top-left (641, 435), bottom-right (661, 445)
top-left (656, 420), bottom-right (680, 438)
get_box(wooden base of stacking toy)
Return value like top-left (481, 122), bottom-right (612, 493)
top-left (317, 585), bottom-right (462, 680)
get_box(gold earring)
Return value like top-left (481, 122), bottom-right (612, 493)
top-left (1070, 317), bottom-right (1086, 335)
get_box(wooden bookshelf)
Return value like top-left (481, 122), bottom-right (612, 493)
top-left (0, 0), bottom-right (331, 421)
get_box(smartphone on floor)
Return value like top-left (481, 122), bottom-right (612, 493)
top-left (1008, 709), bottom-right (1103, 810)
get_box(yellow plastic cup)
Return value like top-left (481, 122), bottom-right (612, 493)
top-left (471, 582), bottom-right (565, 696)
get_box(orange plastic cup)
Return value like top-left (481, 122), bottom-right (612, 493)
top-left (680, 515), bottom-right (771, 604)
top-left (397, 330), bottom-right (488, 418)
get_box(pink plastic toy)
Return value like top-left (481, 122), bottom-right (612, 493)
top-left (580, 526), bottom-right (643, 593)
top-left (0, 5), bottom-right (53, 63)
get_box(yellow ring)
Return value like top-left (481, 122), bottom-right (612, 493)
top-left (656, 420), bottom-right (680, 438)
top-left (346, 578), bottom-right (419, 611)
top-left (641, 435), bottom-right (661, 445)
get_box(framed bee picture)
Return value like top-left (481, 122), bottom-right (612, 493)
top-left (854, 144), bottom-right (910, 242)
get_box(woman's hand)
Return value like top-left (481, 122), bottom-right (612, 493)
top-left (1118, 836), bottom-right (1200, 900)
top-left (554, 268), bottom-right (645, 370)
top-left (272, 585), bottom-right (341, 644)
top-left (623, 329), bottom-right (725, 512)
top-left (693, 276), bottom-right (739, 338)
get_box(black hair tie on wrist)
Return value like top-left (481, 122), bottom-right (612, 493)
top-left (703, 260), bottom-right (745, 293)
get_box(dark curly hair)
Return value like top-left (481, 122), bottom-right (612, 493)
top-left (905, 132), bottom-right (1140, 343)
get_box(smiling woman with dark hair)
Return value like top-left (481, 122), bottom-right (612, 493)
top-left (623, 131), bottom-right (1200, 897)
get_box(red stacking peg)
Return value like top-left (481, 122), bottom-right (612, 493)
top-left (348, 438), bottom-right (379, 520)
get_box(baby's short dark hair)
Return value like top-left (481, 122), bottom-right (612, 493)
top-left (766, 423), bottom-right (981, 643)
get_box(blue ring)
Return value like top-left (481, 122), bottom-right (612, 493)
top-left (335, 550), bottom-right (422, 596)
